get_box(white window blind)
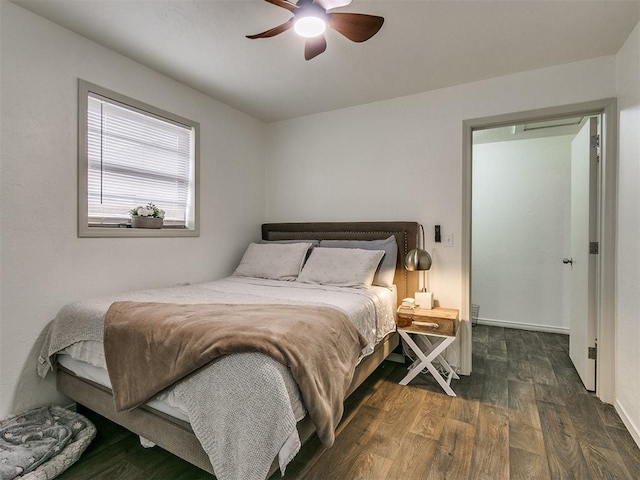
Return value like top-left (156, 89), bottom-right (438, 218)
top-left (87, 93), bottom-right (194, 227)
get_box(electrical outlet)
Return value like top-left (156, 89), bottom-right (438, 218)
top-left (444, 233), bottom-right (453, 247)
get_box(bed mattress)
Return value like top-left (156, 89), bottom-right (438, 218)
top-left (50, 276), bottom-right (397, 478)
top-left (57, 277), bottom-right (397, 418)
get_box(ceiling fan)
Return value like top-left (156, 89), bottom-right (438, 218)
top-left (246, 0), bottom-right (384, 61)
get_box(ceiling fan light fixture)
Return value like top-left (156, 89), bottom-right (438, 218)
top-left (247, 0), bottom-right (384, 60)
top-left (294, 16), bottom-right (326, 38)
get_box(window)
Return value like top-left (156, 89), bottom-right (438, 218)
top-left (78, 80), bottom-right (199, 237)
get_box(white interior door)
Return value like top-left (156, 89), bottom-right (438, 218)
top-left (568, 117), bottom-right (598, 391)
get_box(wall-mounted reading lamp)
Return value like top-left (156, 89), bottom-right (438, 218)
top-left (404, 224), bottom-right (434, 308)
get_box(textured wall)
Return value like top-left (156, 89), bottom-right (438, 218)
top-left (266, 56), bottom-right (617, 312)
top-left (0, 2), bottom-right (266, 417)
top-left (615, 21), bottom-right (640, 444)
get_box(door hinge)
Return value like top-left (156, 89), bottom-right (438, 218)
top-left (588, 346), bottom-right (597, 360)
top-left (591, 134), bottom-right (600, 148)
top-left (590, 242), bottom-right (599, 254)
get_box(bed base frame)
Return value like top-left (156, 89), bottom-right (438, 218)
top-left (57, 221), bottom-right (419, 476)
top-left (57, 332), bottom-right (398, 476)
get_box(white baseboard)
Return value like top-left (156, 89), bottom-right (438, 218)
top-left (615, 399), bottom-right (640, 449)
top-left (476, 317), bottom-right (569, 335)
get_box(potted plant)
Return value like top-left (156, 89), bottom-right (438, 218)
top-left (129, 203), bottom-right (165, 229)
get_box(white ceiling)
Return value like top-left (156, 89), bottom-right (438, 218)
top-left (10, 0), bottom-right (640, 122)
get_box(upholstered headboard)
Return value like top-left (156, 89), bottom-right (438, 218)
top-left (262, 222), bottom-right (420, 305)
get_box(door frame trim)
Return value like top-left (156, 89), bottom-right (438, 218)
top-left (461, 98), bottom-right (617, 403)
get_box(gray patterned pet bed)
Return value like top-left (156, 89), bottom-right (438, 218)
top-left (0, 405), bottom-right (95, 480)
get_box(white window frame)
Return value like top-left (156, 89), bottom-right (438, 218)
top-left (78, 79), bottom-right (200, 237)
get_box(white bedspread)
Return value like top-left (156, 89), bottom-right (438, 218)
top-left (42, 276), bottom-right (396, 480)
top-left (59, 277), bottom-right (396, 369)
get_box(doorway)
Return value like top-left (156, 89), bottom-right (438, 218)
top-left (471, 115), bottom-right (598, 390)
top-left (460, 99), bottom-right (617, 404)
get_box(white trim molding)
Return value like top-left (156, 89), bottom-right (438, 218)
top-left (462, 98), bottom-right (617, 404)
top-left (615, 400), bottom-right (640, 449)
top-left (476, 317), bottom-right (569, 335)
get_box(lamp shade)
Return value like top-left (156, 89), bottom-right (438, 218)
top-left (404, 248), bottom-right (432, 271)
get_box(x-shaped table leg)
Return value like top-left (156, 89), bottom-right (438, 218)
top-left (415, 335), bottom-right (460, 381)
top-left (398, 330), bottom-right (457, 396)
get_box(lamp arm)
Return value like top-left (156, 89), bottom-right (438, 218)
top-left (420, 223), bottom-right (427, 292)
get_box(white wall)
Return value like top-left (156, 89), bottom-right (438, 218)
top-left (615, 22), bottom-right (640, 445)
top-left (266, 56), bottom-right (617, 313)
top-left (0, 1), bottom-right (266, 418)
top-left (2, 0), bottom-right (636, 440)
top-left (472, 136), bottom-right (573, 333)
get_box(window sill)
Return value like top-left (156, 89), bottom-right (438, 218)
top-left (78, 226), bottom-right (199, 238)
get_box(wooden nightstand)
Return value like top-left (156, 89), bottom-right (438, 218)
top-left (396, 306), bottom-right (460, 396)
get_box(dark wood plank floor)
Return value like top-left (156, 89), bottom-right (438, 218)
top-left (57, 326), bottom-right (640, 479)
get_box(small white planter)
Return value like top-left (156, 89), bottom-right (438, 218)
top-left (131, 216), bottom-right (163, 229)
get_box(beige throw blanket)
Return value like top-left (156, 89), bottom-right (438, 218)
top-left (104, 301), bottom-right (368, 446)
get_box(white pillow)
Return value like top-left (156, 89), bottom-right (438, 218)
top-left (233, 242), bottom-right (312, 281)
top-left (319, 236), bottom-right (398, 288)
top-left (296, 247), bottom-right (385, 288)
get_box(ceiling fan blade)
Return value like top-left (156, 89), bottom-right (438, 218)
top-left (246, 18), bottom-right (294, 39)
top-left (304, 35), bottom-right (327, 60)
top-left (313, 0), bottom-right (352, 11)
top-left (328, 12), bottom-right (384, 42)
top-left (265, 0), bottom-right (299, 12)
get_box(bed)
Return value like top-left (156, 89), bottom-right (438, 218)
top-left (39, 221), bottom-right (419, 479)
